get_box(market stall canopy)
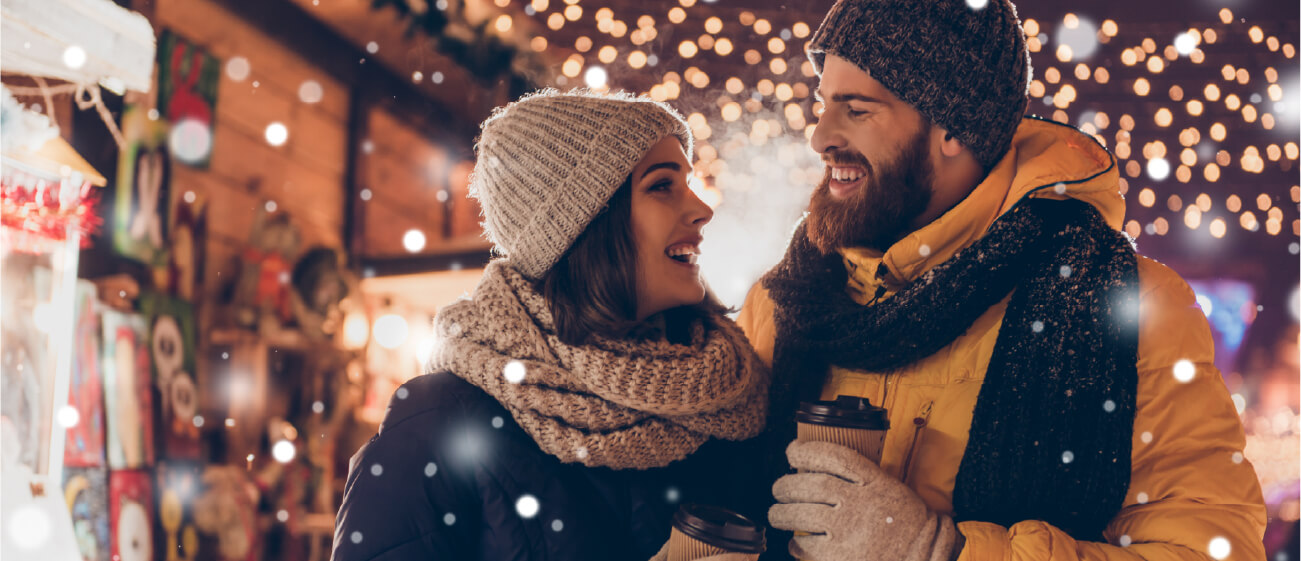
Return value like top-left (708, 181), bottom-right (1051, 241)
top-left (1, 0), bottom-right (155, 92)
top-left (2, 136), bottom-right (106, 187)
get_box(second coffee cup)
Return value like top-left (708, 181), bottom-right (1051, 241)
top-left (795, 395), bottom-right (890, 463)
top-left (667, 503), bottom-right (765, 561)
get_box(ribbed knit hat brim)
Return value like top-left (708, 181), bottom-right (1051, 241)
top-left (470, 89), bottom-right (693, 278)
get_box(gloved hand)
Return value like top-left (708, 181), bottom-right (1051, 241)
top-left (647, 538), bottom-right (762, 561)
top-left (768, 440), bottom-right (963, 561)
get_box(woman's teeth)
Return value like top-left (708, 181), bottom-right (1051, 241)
top-left (831, 167), bottom-right (865, 182)
top-left (666, 245), bottom-right (699, 265)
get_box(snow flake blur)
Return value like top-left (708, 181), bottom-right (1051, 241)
top-left (504, 360), bottom-right (527, 384)
top-left (516, 495), bottom-right (540, 519)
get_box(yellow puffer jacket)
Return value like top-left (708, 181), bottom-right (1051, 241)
top-left (738, 118), bottom-right (1266, 561)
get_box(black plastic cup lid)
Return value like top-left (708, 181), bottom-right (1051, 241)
top-left (672, 503), bottom-right (766, 554)
top-left (796, 395), bottom-right (890, 430)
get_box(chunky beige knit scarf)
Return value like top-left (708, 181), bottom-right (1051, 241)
top-left (429, 261), bottom-right (768, 469)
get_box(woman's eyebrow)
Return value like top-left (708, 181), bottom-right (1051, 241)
top-left (639, 161), bottom-right (681, 181)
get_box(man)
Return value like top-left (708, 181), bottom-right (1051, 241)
top-left (737, 1), bottom-right (1268, 561)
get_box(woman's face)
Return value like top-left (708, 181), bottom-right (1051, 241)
top-left (629, 136), bottom-right (714, 321)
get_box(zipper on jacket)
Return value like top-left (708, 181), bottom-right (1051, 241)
top-left (900, 400), bottom-right (934, 485)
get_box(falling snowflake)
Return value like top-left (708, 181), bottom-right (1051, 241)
top-left (551, 519), bottom-right (565, 532)
top-left (576, 447), bottom-right (589, 460)
top-left (918, 244), bottom-right (932, 257)
top-left (666, 487), bottom-right (681, 503)
top-left (1053, 183), bottom-right (1067, 195)
top-left (371, 463), bottom-right (383, 476)
top-left (444, 513), bottom-right (457, 525)
top-left (396, 387), bottom-right (410, 400)
top-left (1208, 537), bottom-right (1231, 560)
top-left (1119, 535), bottom-right (1132, 547)
top-left (350, 531), bottom-right (363, 544)
top-left (424, 462), bottom-right (438, 477)
top-left (492, 416), bottom-right (504, 429)
top-left (1140, 431), bottom-right (1153, 444)
top-left (1061, 451), bottom-right (1075, 464)
top-left (1136, 492), bottom-right (1149, 504)
top-left (1103, 399), bottom-right (1116, 412)
top-left (1173, 360), bottom-right (1196, 383)
top-left (504, 361), bottom-right (527, 384)
top-left (1032, 321), bottom-right (1045, 333)
top-left (1231, 451), bottom-right (1244, 464)
top-left (1059, 265), bottom-right (1073, 278)
top-left (885, 516), bottom-right (894, 524)
top-left (516, 495), bottom-right (540, 519)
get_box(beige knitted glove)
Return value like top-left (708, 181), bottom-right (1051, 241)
top-left (768, 441), bottom-right (963, 561)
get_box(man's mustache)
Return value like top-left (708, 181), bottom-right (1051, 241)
top-left (820, 149), bottom-right (871, 169)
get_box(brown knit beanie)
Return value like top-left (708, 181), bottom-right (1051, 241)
top-left (807, 0), bottom-right (1032, 169)
top-left (470, 89), bottom-right (692, 279)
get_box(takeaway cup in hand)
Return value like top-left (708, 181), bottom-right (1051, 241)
top-left (667, 503), bottom-right (765, 561)
top-left (795, 395), bottom-right (890, 463)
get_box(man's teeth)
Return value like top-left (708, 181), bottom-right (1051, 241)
top-left (666, 245), bottom-right (699, 264)
top-left (831, 167), bottom-right (865, 182)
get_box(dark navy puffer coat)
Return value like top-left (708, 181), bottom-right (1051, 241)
top-left (331, 371), bottom-right (766, 561)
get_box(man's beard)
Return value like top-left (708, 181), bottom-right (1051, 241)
top-left (806, 128), bottom-right (935, 254)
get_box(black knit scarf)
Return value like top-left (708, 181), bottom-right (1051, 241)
top-left (761, 197), bottom-right (1139, 545)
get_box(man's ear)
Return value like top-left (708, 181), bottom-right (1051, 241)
top-left (939, 130), bottom-right (966, 158)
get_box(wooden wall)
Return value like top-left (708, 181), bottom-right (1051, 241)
top-left (153, 0), bottom-right (350, 302)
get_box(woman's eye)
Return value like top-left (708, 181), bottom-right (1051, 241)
top-left (649, 179), bottom-right (673, 192)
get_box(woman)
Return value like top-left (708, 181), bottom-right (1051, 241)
top-left (331, 90), bottom-right (769, 560)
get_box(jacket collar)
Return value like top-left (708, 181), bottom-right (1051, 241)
top-left (841, 117), bottom-right (1122, 303)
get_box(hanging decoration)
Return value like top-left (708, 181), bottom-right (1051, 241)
top-left (138, 293), bottom-right (200, 460)
top-left (64, 281), bottom-right (107, 468)
top-left (371, 0), bottom-right (541, 93)
top-left (113, 104), bottom-right (171, 265)
top-left (0, 86), bottom-right (102, 254)
top-left (156, 31), bottom-right (219, 168)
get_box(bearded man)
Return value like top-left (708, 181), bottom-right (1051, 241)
top-left (736, 1), bottom-right (1268, 561)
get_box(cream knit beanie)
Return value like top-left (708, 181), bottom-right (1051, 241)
top-left (470, 89), bottom-right (693, 278)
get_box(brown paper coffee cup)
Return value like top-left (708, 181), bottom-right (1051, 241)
top-left (796, 421), bottom-right (888, 464)
top-left (668, 504), bottom-right (765, 561)
top-left (795, 395), bottom-right (890, 464)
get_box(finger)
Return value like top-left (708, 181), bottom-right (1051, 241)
top-left (768, 502), bottom-right (834, 533)
top-left (789, 532), bottom-right (830, 561)
top-left (772, 472), bottom-right (850, 505)
top-left (785, 440), bottom-right (885, 485)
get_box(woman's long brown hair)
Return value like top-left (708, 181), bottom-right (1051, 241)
top-left (540, 178), bottom-right (725, 345)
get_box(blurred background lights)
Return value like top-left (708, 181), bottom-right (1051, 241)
top-left (373, 314), bottom-right (409, 349)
